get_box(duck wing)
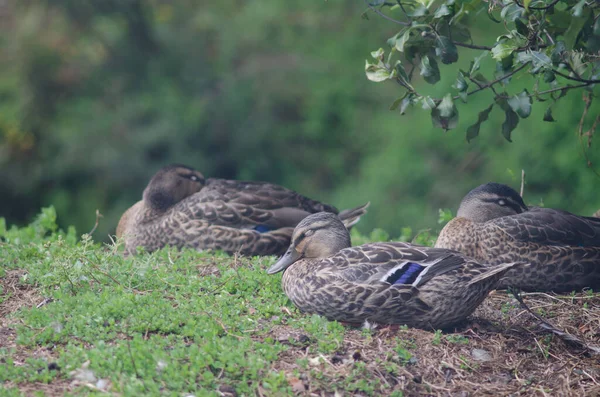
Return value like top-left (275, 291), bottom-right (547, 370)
top-left (491, 207), bottom-right (600, 247)
top-left (186, 178), bottom-right (339, 230)
top-left (323, 242), bottom-right (468, 287)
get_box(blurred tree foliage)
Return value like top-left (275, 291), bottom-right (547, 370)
top-left (363, 0), bottom-right (600, 142)
top-left (0, 0), bottom-right (598, 241)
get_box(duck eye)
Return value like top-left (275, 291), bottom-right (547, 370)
top-left (497, 199), bottom-right (506, 206)
top-left (304, 229), bottom-right (315, 237)
top-left (189, 175), bottom-right (198, 181)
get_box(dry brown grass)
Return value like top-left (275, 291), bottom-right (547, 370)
top-left (266, 290), bottom-right (600, 396)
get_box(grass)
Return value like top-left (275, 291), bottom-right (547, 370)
top-left (1, 208), bottom-right (600, 396)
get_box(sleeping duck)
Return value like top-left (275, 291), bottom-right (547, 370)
top-left (117, 164), bottom-right (369, 256)
top-left (435, 182), bottom-right (600, 292)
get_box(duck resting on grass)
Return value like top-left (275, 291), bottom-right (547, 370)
top-left (267, 212), bottom-right (520, 330)
top-left (117, 164), bottom-right (369, 256)
top-left (435, 182), bottom-right (600, 292)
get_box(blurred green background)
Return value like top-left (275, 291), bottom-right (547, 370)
top-left (0, 0), bottom-right (598, 241)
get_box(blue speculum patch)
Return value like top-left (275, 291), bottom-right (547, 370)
top-left (388, 262), bottom-right (424, 285)
top-left (254, 225), bottom-right (272, 233)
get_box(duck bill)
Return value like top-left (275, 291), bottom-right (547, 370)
top-left (267, 247), bottom-right (301, 274)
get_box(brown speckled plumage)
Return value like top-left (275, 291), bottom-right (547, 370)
top-left (268, 213), bottom-right (519, 329)
top-left (117, 164), bottom-right (369, 256)
top-left (435, 183), bottom-right (600, 292)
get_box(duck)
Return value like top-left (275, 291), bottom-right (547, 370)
top-left (435, 182), bottom-right (600, 292)
top-left (267, 212), bottom-right (519, 329)
top-left (117, 164), bottom-right (369, 256)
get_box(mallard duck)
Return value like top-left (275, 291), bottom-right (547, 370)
top-left (267, 212), bottom-right (519, 329)
top-left (117, 164), bottom-right (369, 256)
top-left (435, 182), bottom-right (600, 292)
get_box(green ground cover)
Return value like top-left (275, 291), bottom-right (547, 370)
top-left (1, 209), bottom-right (599, 396)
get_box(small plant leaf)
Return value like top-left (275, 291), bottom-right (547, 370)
top-left (502, 108), bottom-right (519, 142)
top-left (420, 55), bottom-right (441, 84)
top-left (543, 70), bottom-right (556, 83)
top-left (466, 104), bottom-right (494, 142)
top-left (435, 36), bottom-right (459, 64)
top-left (508, 90), bottom-right (532, 118)
top-left (365, 60), bottom-right (391, 82)
top-left (491, 43), bottom-right (517, 61)
top-left (551, 41), bottom-right (566, 64)
top-left (453, 71), bottom-right (468, 92)
top-left (469, 51), bottom-right (489, 76)
top-left (395, 30), bottom-right (411, 52)
top-left (572, 0), bottom-right (586, 17)
top-left (431, 94), bottom-right (459, 131)
top-left (434, 4), bottom-right (451, 19)
top-left (543, 106), bottom-right (555, 122)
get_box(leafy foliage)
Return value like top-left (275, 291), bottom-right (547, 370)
top-left (363, 0), bottom-right (600, 142)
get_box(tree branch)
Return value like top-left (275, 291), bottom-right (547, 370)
top-left (364, 0), bottom-right (410, 26)
top-left (534, 83), bottom-right (595, 96)
top-left (453, 41), bottom-right (493, 51)
top-left (554, 69), bottom-right (600, 84)
top-left (463, 63), bottom-right (530, 98)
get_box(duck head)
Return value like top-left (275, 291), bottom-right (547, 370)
top-left (457, 182), bottom-right (528, 223)
top-left (267, 212), bottom-right (351, 274)
top-left (143, 164), bottom-right (205, 212)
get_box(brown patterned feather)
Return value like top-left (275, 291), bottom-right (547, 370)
top-left (435, 183), bottom-right (600, 292)
top-left (118, 165), bottom-right (368, 256)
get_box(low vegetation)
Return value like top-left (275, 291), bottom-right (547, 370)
top-left (1, 208), bottom-right (599, 396)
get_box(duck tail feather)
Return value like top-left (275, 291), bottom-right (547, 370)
top-left (467, 262), bottom-right (524, 286)
top-left (338, 202), bottom-right (370, 229)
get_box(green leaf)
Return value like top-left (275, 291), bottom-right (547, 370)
top-left (564, 8), bottom-right (589, 50)
top-left (420, 55), bottom-right (440, 84)
top-left (515, 19), bottom-right (529, 36)
top-left (472, 72), bottom-right (489, 86)
top-left (400, 93), bottom-right (417, 114)
top-left (389, 95), bottom-right (406, 111)
top-left (570, 52), bottom-right (587, 76)
top-left (434, 4), bottom-right (451, 19)
top-left (421, 96), bottom-right (436, 110)
top-left (371, 48), bottom-right (385, 61)
top-left (409, 5), bottom-right (429, 17)
top-left (594, 16), bottom-right (600, 37)
top-left (491, 43), bottom-right (517, 61)
top-left (394, 61), bottom-right (412, 84)
top-left (469, 51), bottom-right (489, 76)
top-left (435, 36), bottom-right (458, 64)
top-left (453, 71), bottom-right (468, 92)
top-left (551, 41), bottom-right (566, 64)
top-left (508, 90), bottom-right (532, 118)
top-left (431, 94), bottom-right (459, 131)
top-left (529, 51), bottom-right (552, 73)
top-left (543, 70), bottom-right (556, 83)
top-left (449, 23), bottom-right (472, 44)
top-left (415, 0), bottom-right (435, 7)
top-left (500, 4), bottom-right (524, 22)
top-left (466, 104), bottom-right (494, 142)
top-left (365, 61), bottom-right (391, 82)
top-left (571, 0), bottom-right (586, 18)
top-left (395, 30), bottom-right (411, 52)
top-left (502, 108), bottom-right (519, 142)
top-left (543, 106), bottom-right (555, 122)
